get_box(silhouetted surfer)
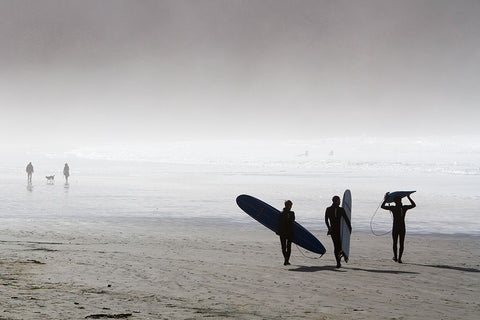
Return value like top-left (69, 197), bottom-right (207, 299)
top-left (26, 162), bottom-right (34, 183)
top-left (277, 200), bottom-right (295, 266)
top-left (325, 196), bottom-right (351, 268)
top-left (63, 163), bottom-right (70, 183)
top-left (381, 194), bottom-right (416, 263)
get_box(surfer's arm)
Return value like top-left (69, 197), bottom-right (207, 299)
top-left (405, 195), bottom-right (416, 210)
top-left (380, 193), bottom-right (389, 210)
top-left (380, 201), bottom-right (390, 210)
top-left (324, 210), bottom-right (331, 234)
top-left (276, 213), bottom-right (281, 235)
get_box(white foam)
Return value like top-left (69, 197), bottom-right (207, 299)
top-left (1, 137), bottom-right (479, 235)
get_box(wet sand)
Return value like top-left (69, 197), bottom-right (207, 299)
top-left (1, 219), bottom-right (479, 319)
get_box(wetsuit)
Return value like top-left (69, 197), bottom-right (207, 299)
top-left (325, 206), bottom-right (351, 267)
top-left (278, 209), bottom-right (295, 265)
top-left (382, 199), bottom-right (416, 262)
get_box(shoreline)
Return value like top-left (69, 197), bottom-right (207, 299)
top-left (1, 220), bottom-right (479, 319)
top-left (1, 214), bottom-right (479, 238)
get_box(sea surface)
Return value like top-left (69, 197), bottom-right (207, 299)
top-left (1, 137), bottom-right (479, 236)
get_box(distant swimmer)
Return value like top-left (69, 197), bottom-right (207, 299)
top-left (325, 195), bottom-right (351, 268)
top-left (63, 163), bottom-right (70, 183)
top-left (381, 193), bottom-right (416, 263)
top-left (26, 162), bottom-right (34, 183)
top-left (277, 200), bottom-right (295, 266)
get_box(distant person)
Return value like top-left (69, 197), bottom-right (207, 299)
top-left (63, 163), bottom-right (70, 183)
top-left (26, 162), bottom-right (34, 183)
top-left (277, 200), bottom-right (295, 266)
top-left (325, 195), bottom-right (351, 268)
top-left (381, 194), bottom-right (416, 263)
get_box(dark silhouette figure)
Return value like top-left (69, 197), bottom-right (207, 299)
top-left (325, 195), bottom-right (351, 268)
top-left (277, 200), bottom-right (295, 266)
top-left (63, 163), bottom-right (70, 183)
top-left (381, 194), bottom-right (416, 263)
top-left (26, 162), bottom-right (34, 183)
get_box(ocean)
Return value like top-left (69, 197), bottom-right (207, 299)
top-left (1, 137), bottom-right (479, 236)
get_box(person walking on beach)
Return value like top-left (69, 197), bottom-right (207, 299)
top-left (325, 195), bottom-right (351, 268)
top-left (63, 163), bottom-right (70, 183)
top-left (277, 200), bottom-right (295, 266)
top-left (381, 194), bottom-right (416, 263)
top-left (26, 162), bottom-right (34, 183)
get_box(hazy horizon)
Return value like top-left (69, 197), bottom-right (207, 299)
top-left (1, 0), bottom-right (479, 149)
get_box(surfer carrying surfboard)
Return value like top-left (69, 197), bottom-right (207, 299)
top-left (277, 200), bottom-right (295, 266)
top-left (381, 193), bottom-right (416, 263)
top-left (325, 196), bottom-right (352, 268)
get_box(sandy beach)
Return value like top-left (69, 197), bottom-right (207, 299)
top-left (2, 0), bottom-right (480, 318)
top-left (1, 218), bottom-right (479, 320)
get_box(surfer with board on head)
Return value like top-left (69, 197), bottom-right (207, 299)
top-left (381, 193), bottom-right (416, 263)
top-left (325, 196), bottom-right (351, 268)
top-left (277, 200), bottom-right (295, 266)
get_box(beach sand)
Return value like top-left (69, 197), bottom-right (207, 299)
top-left (1, 219), bottom-right (479, 319)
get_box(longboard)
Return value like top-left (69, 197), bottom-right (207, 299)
top-left (341, 189), bottom-right (352, 262)
top-left (236, 194), bottom-right (326, 255)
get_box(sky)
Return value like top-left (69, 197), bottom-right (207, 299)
top-left (1, 0), bottom-right (479, 149)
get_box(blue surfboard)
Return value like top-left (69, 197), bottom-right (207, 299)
top-left (384, 191), bottom-right (416, 203)
top-left (236, 194), bottom-right (326, 255)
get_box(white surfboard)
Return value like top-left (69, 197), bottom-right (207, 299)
top-left (341, 189), bottom-right (352, 262)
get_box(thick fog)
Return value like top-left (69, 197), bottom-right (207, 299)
top-left (1, 0), bottom-right (480, 150)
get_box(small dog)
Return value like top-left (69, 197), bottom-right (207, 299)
top-left (46, 175), bottom-right (55, 184)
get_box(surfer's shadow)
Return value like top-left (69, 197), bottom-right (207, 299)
top-left (345, 267), bottom-right (419, 275)
top-left (289, 265), bottom-right (419, 274)
top-left (406, 263), bottom-right (480, 273)
top-left (289, 265), bottom-right (346, 272)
